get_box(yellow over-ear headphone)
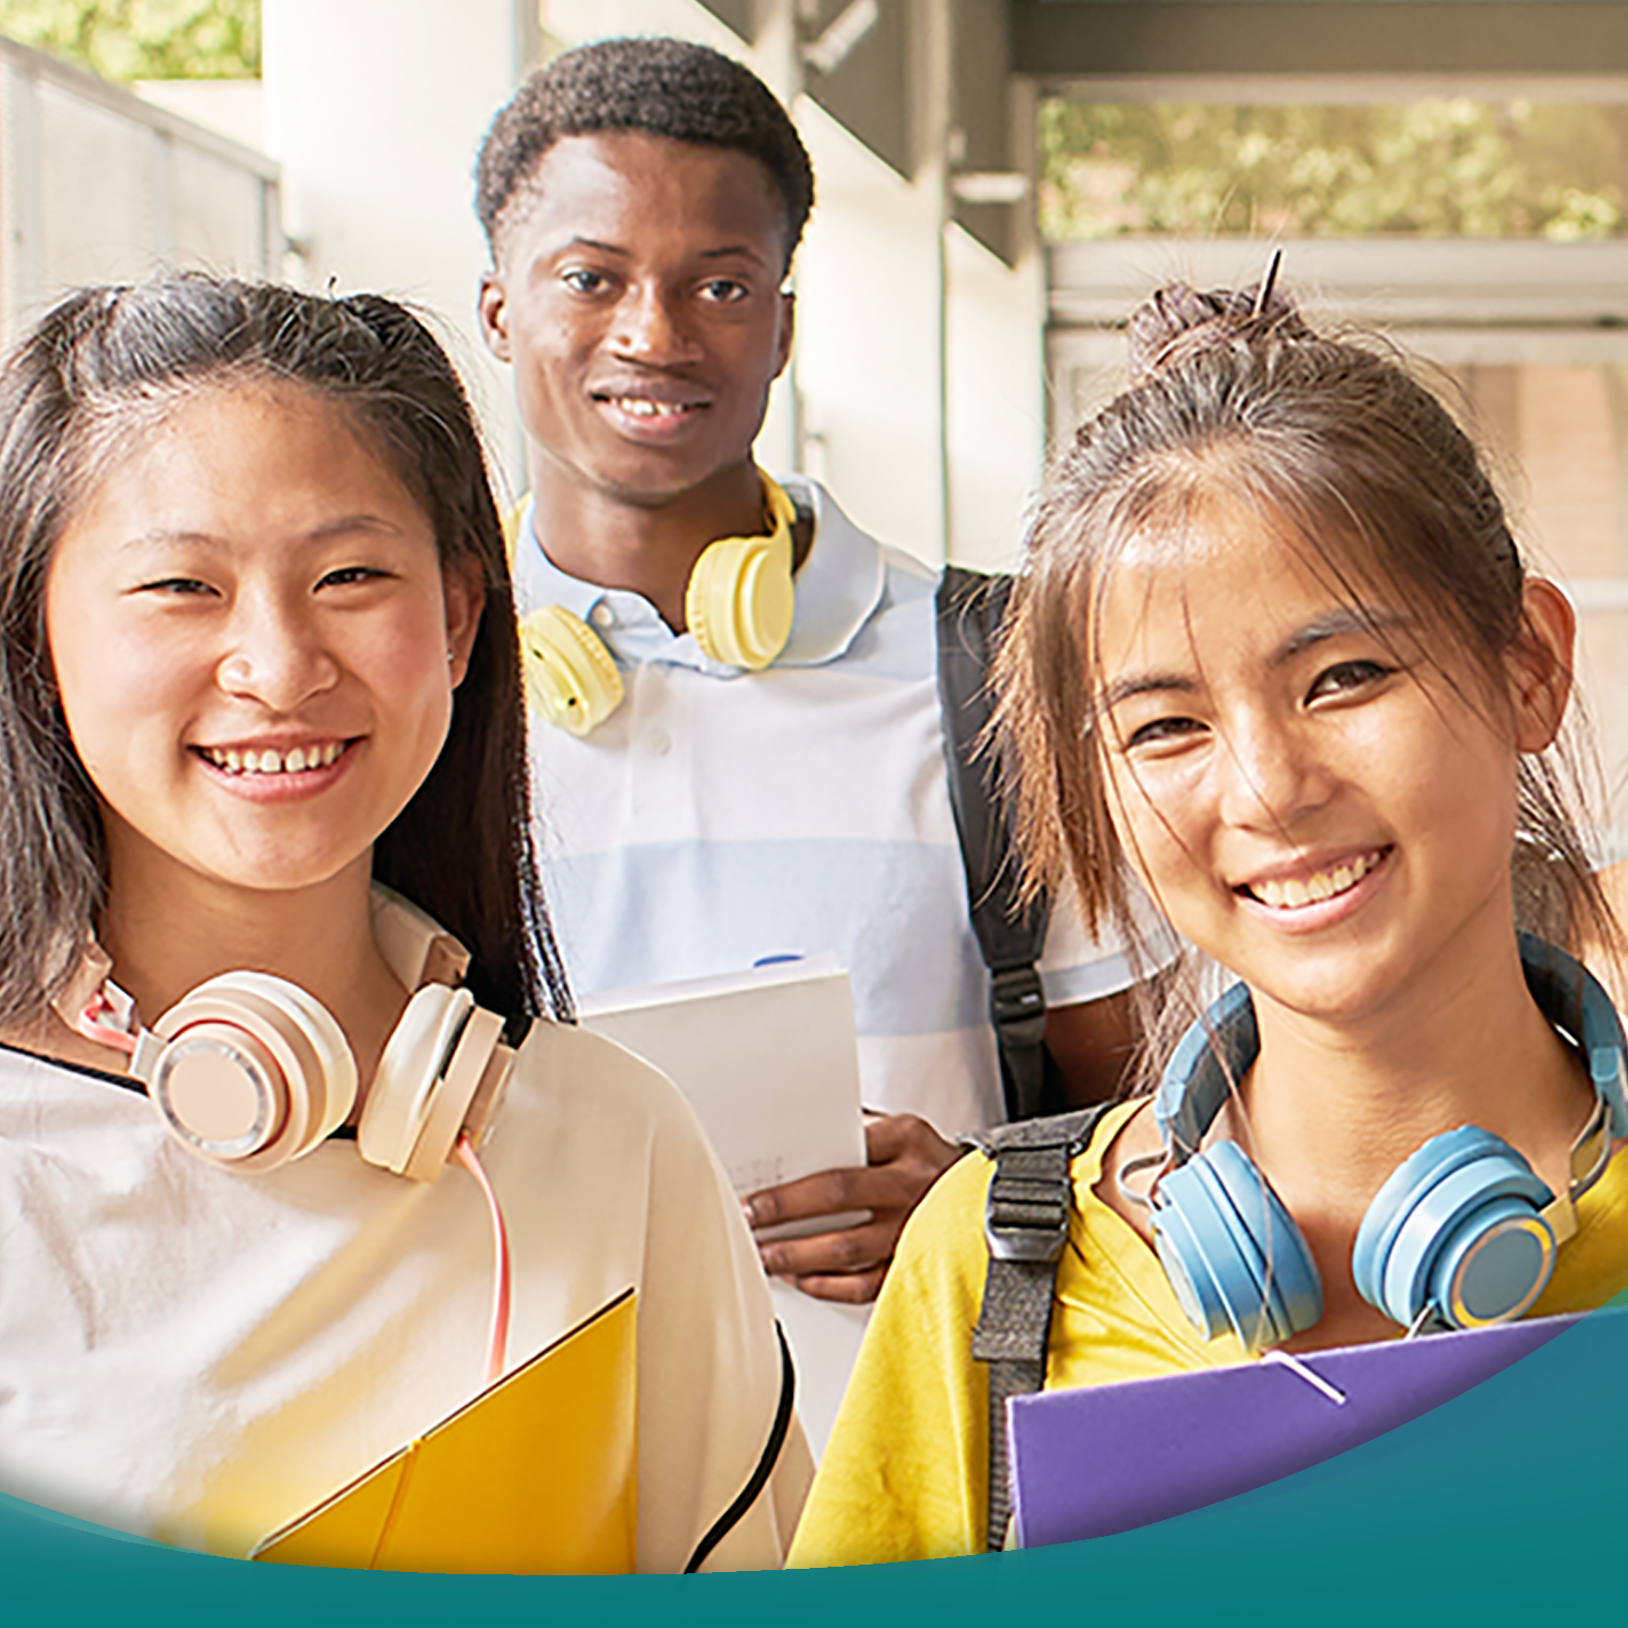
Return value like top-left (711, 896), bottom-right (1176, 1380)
top-left (514, 474), bottom-right (799, 738)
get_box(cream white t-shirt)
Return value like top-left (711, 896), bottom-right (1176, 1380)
top-left (0, 1019), bottom-right (811, 1571)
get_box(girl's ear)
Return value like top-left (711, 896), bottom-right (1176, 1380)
top-left (1508, 578), bottom-right (1575, 753)
top-left (442, 559), bottom-right (486, 690)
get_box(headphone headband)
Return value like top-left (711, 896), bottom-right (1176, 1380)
top-left (1152, 979), bottom-right (1256, 1159)
top-left (1154, 935), bottom-right (1628, 1163)
top-left (1515, 933), bottom-right (1628, 1139)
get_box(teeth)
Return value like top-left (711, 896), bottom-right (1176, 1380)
top-left (1253, 850), bottom-right (1383, 910)
top-left (202, 742), bottom-right (343, 776)
top-left (612, 397), bottom-right (690, 418)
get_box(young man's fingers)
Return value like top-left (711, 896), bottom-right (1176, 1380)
top-left (743, 1163), bottom-right (883, 1229)
top-left (786, 1265), bottom-right (889, 1304)
top-left (758, 1217), bottom-right (897, 1279)
top-left (746, 1115), bottom-right (961, 1229)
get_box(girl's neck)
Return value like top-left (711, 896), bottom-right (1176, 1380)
top-left (1240, 927), bottom-right (1593, 1211)
top-left (1098, 922), bottom-right (1602, 1350)
top-left (1226, 920), bottom-right (1595, 1351)
top-left (92, 846), bottom-right (407, 1090)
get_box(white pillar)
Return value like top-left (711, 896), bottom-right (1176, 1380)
top-left (261, 0), bottom-right (526, 493)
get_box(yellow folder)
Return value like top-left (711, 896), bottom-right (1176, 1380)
top-left (253, 1287), bottom-right (638, 1575)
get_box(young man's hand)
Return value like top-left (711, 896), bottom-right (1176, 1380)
top-left (742, 1113), bottom-right (962, 1303)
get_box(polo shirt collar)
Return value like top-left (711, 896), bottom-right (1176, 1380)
top-left (514, 475), bottom-right (885, 676)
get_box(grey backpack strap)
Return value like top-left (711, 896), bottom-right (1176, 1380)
top-left (935, 566), bottom-right (1052, 1121)
top-left (966, 1105), bottom-right (1112, 1552)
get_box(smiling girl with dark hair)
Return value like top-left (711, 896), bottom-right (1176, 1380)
top-left (0, 275), bottom-right (809, 1571)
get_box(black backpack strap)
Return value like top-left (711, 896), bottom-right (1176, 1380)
top-left (936, 566), bottom-right (1051, 1122)
top-left (965, 1105), bottom-right (1112, 1552)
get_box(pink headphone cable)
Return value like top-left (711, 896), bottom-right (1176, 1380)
top-left (456, 1134), bottom-right (513, 1384)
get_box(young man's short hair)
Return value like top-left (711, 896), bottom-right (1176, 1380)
top-left (476, 37), bottom-right (816, 269)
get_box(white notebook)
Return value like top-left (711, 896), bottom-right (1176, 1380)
top-left (577, 954), bottom-right (868, 1240)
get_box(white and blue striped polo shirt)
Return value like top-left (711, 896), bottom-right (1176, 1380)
top-left (515, 476), bottom-right (1145, 1142)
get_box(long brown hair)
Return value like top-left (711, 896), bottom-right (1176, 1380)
top-left (994, 278), bottom-right (1618, 1084)
top-left (0, 276), bottom-right (570, 1029)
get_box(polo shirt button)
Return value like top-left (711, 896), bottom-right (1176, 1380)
top-left (644, 728), bottom-right (672, 756)
top-left (590, 602), bottom-right (616, 629)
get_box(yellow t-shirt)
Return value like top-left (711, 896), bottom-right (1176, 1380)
top-left (788, 1098), bottom-right (1628, 1568)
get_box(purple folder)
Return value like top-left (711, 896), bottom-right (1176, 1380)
top-left (1007, 1310), bottom-right (1597, 1549)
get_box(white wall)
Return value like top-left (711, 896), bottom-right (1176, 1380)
top-left (945, 220), bottom-right (1045, 571)
top-left (793, 94), bottom-right (945, 563)
top-left (260, 0), bottom-right (526, 498)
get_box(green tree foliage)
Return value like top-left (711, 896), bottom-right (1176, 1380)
top-left (1040, 99), bottom-right (1627, 242)
top-left (0, 0), bottom-right (259, 81)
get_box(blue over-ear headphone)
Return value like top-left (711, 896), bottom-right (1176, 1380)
top-left (1147, 935), bottom-right (1628, 1353)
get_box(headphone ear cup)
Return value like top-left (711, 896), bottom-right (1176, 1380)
top-left (359, 984), bottom-right (472, 1175)
top-left (149, 971), bottom-right (357, 1170)
top-left (1153, 1140), bottom-right (1323, 1352)
top-left (223, 972), bottom-right (358, 1144)
top-left (519, 604), bottom-right (624, 735)
top-left (358, 984), bottom-right (507, 1182)
top-left (684, 532), bottom-right (794, 669)
top-left (1352, 1125), bottom-right (1558, 1329)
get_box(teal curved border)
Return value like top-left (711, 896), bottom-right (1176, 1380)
top-left (8, 1295), bottom-right (1626, 1627)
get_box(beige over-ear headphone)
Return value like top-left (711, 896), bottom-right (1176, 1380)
top-left (56, 889), bottom-right (516, 1183)
top-left (514, 473), bottom-right (799, 737)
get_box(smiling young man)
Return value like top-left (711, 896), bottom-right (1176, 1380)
top-left (474, 37), bottom-right (1154, 1437)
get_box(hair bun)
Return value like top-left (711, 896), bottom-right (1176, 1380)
top-left (1128, 271), bottom-right (1306, 384)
